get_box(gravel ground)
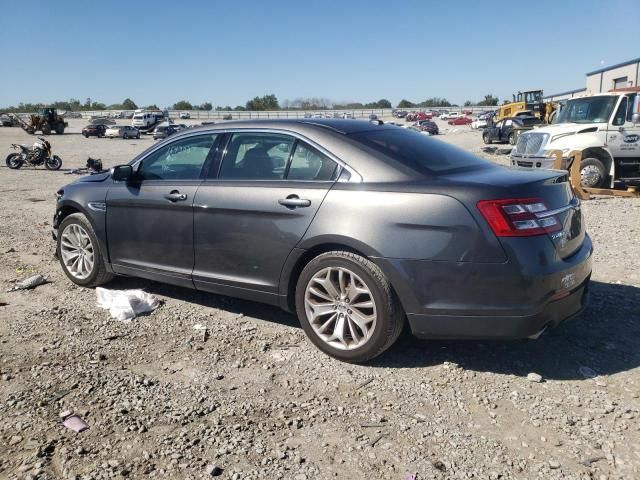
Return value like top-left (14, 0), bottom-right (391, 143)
top-left (1, 119), bottom-right (639, 480)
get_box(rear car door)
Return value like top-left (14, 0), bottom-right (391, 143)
top-left (192, 131), bottom-right (340, 303)
top-left (106, 133), bottom-right (219, 287)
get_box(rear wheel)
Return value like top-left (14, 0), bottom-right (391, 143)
top-left (508, 132), bottom-right (516, 145)
top-left (580, 157), bottom-right (606, 188)
top-left (483, 132), bottom-right (491, 144)
top-left (123, 133), bottom-right (128, 139)
top-left (55, 123), bottom-right (64, 135)
top-left (42, 123), bottom-right (52, 135)
top-left (6, 153), bottom-right (22, 169)
top-left (57, 213), bottom-right (113, 287)
top-left (295, 251), bottom-right (404, 363)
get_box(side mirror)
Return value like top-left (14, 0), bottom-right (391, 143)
top-left (111, 164), bottom-right (133, 181)
top-left (632, 113), bottom-right (640, 125)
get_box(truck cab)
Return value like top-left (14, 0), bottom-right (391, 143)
top-left (510, 89), bottom-right (640, 188)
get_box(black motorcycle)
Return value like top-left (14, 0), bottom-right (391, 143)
top-left (5, 137), bottom-right (62, 170)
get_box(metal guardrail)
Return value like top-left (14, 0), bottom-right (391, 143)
top-left (12, 106), bottom-right (497, 120)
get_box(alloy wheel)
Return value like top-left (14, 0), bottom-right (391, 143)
top-left (304, 267), bottom-right (377, 350)
top-left (60, 224), bottom-right (95, 280)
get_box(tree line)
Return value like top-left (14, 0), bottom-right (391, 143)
top-left (2, 93), bottom-right (501, 113)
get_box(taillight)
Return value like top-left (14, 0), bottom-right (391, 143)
top-left (477, 198), bottom-right (562, 237)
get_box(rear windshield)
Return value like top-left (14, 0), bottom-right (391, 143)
top-left (349, 128), bottom-right (487, 174)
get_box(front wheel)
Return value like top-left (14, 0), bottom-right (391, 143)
top-left (6, 153), bottom-right (23, 169)
top-left (295, 251), bottom-right (404, 363)
top-left (580, 158), bottom-right (606, 188)
top-left (57, 213), bottom-right (114, 287)
top-left (45, 155), bottom-right (62, 170)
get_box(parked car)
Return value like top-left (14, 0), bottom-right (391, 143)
top-left (0, 114), bottom-right (16, 126)
top-left (152, 124), bottom-right (179, 140)
top-left (180, 112), bottom-right (191, 119)
top-left (393, 110), bottom-right (407, 118)
top-left (483, 116), bottom-right (542, 145)
top-left (448, 116), bottom-right (473, 126)
top-left (440, 112), bottom-right (460, 121)
top-left (53, 119), bottom-right (591, 363)
top-left (342, 112), bottom-right (353, 119)
top-left (415, 120), bottom-right (439, 135)
top-left (471, 117), bottom-right (488, 129)
top-left (105, 125), bottom-right (141, 139)
top-left (368, 114), bottom-right (378, 121)
top-left (82, 124), bottom-right (107, 138)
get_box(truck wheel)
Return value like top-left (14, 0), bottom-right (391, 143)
top-left (42, 124), bottom-right (52, 135)
top-left (55, 124), bottom-right (64, 134)
top-left (580, 158), bottom-right (606, 188)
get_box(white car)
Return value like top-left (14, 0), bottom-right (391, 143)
top-left (440, 112), bottom-right (460, 121)
top-left (342, 112), bottom-right (353, 119)
top-left (180, 112), bottom-right (191, 119)
top-left (471, 118), bottom-right (488, 129)
top-left (105, 125), bottom-right (140, 139)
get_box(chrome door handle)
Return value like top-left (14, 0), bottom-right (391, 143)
top-left (164, 191), bottom-right (187, 202)
top-left (278, 196), bottom-right (311, 209)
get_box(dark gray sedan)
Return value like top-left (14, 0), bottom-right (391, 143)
top-left (53, 120), bottom-right (592, 362)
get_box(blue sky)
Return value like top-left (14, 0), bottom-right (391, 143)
top-left (0, 0), bottom-right (638, 108)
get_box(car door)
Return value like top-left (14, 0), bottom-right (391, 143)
top-left (106, 133), bottom-right (220, 287)
top-left (500, 119), bottom-right (513, 141)
top-left (192, 131), bottom-right (340, 304)
top-left (608, 94), bottom-right (640, 162)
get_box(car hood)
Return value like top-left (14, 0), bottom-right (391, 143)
top-left (72, 171), bottom-right (111, 184)
top-left (524, 122), bottom-right (603, 136)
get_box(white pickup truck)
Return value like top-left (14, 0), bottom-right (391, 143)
top-left (510, 88), bottom-right (640, 188)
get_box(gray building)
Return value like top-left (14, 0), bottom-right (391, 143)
top-left (545, 57), bottom-right (640, 102)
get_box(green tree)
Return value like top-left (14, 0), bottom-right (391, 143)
top-left (463, 100), bottom-right (473, 107)
top-left (246, 94), bottom-right (279, 111)
top-left (477, 94), bottom-right (499, 106)
top-left (122, 98), bottom-right (137, 110)
top-left (397, 99), bottom-right (416, 108)
top-left (234, 105), bottom-right (246, 111)
top-left (199, 102), bottom-right (213, 111)
top-left (173, 100), bottom-right (193, 110)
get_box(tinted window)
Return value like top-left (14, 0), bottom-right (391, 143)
top-left (138, 134), bottom-right (217, 180)
top-left (287, 142), bottom-right (337, 181)
top-left (220, 133), bottom-right (294, 180)
top-left (349, 128), bottom-right (487, 174)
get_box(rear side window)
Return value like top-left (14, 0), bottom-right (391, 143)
top-left (287, 142), bottom-right (337, 181)
top-left (349, 128), bottom-right (487, 174)
top-left (220, 133), bottom-right (294, 180)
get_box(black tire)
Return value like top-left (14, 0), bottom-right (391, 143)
top-left (483, 132), bottom-right (491, 144)
top-left (123, 133), bottom-right (128, 139)
top-left (136, 133), bottom-right (140, 139)
top-left (42, 124), bottom-right (52, 135)
top-left (508, 132), bottom-right (516, 145)
top-left (45, 155), bottom-right (62, 170)
top-left (55, 123), bottom-right (64, 135)
top-left (6, 153), bottom-right (22, 169)
top-left (580, 157), bottom-right (606, 188)
top-left (57, 213), bottom-right (114, 287)
top-left (295, 251), bottom-right (404, 363)
top-left (83, 134), bottom-right (88, 138)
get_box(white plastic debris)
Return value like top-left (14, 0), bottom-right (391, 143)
top-left (96, 287), bottom-right (160, 321)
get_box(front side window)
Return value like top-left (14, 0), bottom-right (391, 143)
top-left (613, 98), bottom-right (628, 126)
top-left (220, 133), bottom-right (294, 180)
top-left (287, 142), bottom-right (337, 181)
top-left (138, 134), bottom-right (217, 180)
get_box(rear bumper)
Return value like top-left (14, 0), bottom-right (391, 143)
top-left (407, 277), bottom-right (589, 339)
top-left (375, 234), bottom-right (593, 340)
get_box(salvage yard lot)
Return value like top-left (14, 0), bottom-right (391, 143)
top-left (1, 119), bottom-right (639, 479)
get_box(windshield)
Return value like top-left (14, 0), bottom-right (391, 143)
top-left (555, 96), bottom-right (618, 124)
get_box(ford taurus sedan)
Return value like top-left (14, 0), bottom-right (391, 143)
top-left (53, 119), bottom-right (592, 362)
